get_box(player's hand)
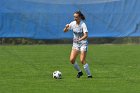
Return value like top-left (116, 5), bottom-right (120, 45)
top-left (73, 38), bottom-right (81, 43)
top-left (65, 24), bottom-right (70, 29)
top-left (78, 39), bottom-right (82, 42)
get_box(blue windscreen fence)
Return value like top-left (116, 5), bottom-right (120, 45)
top-left (0, 0), bottom-right (140, 39)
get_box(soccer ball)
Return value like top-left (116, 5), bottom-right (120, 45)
top-left (53, 71), bottom-right (62, 79)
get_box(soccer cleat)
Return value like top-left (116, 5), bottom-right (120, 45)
top-left (87, 75), bottom-right (93, 78)
top-left (77, 71), bottom-right (83, 78)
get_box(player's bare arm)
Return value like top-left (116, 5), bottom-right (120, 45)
top-left (63, 24), bottom-right (70, 32)
top-left (79, 32), bottom-right (88, 41)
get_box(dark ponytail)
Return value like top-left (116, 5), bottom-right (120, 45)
top-left (75, 10), bottom-right (86, 20)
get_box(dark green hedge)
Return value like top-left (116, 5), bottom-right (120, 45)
top-left (0, 37), bottom-right (140, 45)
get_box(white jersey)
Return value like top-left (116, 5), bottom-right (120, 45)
top-left (69, 21), bottom-right (88, 44)
top-left (68, 21), bottom-right (88, 51)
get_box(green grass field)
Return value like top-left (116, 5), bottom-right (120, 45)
top-left (0, 45), bottom-right (140, 93)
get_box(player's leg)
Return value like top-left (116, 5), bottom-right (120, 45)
top-left (80, 51), bottom-right (87, 65)
top-left (70, 48), bottom-right (83, 78)
top-left (70, 48), bottom-right (79, 64)
top-left (80, 46), bottom-right (92, 78)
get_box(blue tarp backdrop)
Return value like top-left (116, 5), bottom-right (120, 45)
top-left (0, 0), bottom-right (140, 39)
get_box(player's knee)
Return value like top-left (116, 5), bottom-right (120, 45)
top-left (70, 58), bottom-right (75, 64)
top-left (80, 59), bottom-right (86, 64)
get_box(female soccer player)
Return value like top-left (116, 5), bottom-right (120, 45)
top-left (64, 11), bottom-right (92, 78)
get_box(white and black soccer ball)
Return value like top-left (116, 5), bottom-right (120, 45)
top-left (53, 71), bottom-right (62, 79)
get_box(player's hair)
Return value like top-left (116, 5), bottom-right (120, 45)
top-left (75, 10), bottom-right (86, 20)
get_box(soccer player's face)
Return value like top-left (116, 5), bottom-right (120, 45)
top-left (74, 13), bottom-right (81, 22)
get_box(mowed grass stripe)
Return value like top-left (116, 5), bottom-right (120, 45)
top-left (0, 45), bottom-right (140, 93)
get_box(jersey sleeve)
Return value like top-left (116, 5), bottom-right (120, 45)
top-left (82, 23), bottom-right (88, 33)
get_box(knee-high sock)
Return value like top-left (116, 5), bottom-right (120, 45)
top-left (83, 63), bottom-right (92, 76)
top-left (73, 62), bottom-right (81, 72)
